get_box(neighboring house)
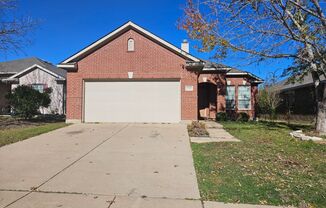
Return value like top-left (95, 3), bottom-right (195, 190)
top-left (58, 21), bottom-right (263, 123)
top-left (274, 73), bottom-right (325, 115)
top-left (0, 57), bottom-right (66, 115)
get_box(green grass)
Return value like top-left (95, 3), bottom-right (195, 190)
top-left (192, 121), bottom-right (326, 207)
top-left (0, 122), bottom-right (69, 147)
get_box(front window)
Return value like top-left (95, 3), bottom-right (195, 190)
top-left (238, 86), bottom-right (251, 110)
top-left (226, 86), bottom-right (236, 110)
top-left (32, 84), bottom-right (45, 93)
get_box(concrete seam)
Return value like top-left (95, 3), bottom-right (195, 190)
top-left (2, 124), bottom-right (129, 208)
top-left (35, 124), bottom-right (129, 189)
top-left (107, 196), bottom-right (116, 208)
top-left (0, 189), bottom-right (200, 202)
top-left (2, 191), bottom-right (32, 208)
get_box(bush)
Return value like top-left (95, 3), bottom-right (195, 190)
top-left (216, 112), bottom-right (227, 121)
top-left (237, 112), bottom-right (250, 122)
top-left (6, 85), bottom-right (52, 119)
top-left (187, 121), bottom-right (209, 137)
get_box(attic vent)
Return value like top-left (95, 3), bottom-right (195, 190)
top-left (127, 38), bottom-right (135, 51)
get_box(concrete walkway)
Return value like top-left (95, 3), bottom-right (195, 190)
top-left (191, 121), bottom-right (240, 143)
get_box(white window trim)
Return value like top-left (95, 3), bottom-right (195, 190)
top-left (31, 84), bottom-right (46, 93)
top-left (127, 38), bottom-right (135, 51)
top-left (237, 85), bottom-right (251, 110)
top-left (226, 86), bottom-right (236, 110)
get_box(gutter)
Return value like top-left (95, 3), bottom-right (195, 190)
top-left (57, 62), bottom-right (77, 70)
top-left (2, 78), bottom-right (19, 83)
top-left (0, 72), bottom-right (16, 75)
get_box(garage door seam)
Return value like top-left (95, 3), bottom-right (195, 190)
top-left (2, 124), bottom-right (129, 208)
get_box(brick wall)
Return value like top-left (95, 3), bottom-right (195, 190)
top-left (66, 29), bottom-right (198, 122)
top-left (198, 74), bottom-right (258, 119)
top-left (226, 76), bottom-right (258, 118)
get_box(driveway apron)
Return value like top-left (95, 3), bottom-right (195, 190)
top-left (0, 123), bottom-right (200, 208)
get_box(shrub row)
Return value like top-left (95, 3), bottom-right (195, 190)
top-left (216, 112), bottom-right (250, 122)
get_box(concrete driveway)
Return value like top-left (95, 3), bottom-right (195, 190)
top-left (0, 123), bottom-right (201, 208)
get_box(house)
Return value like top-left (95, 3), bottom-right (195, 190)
top-left (0, 57), bottom-right (66, 115)
top-left (274, 73), bottom-right (325, 115)
top-left (58, 21), bottom-right (263, 123)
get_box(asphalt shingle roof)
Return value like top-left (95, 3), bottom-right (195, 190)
top-left (274, 73), bottom-right (326, 91)
top-left (0, 57), bottom-right (66, 78)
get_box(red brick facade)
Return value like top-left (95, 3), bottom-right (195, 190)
top-left (66, 29), bottom-right (198, 122)
top-left (198, 74), bottom-right (258, 119)
top-left (64, 27), bottom-right (259, 122)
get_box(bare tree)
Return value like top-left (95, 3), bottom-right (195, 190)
top-left (179, 0), bottom-right (326, 133)
top-left (0, 0), bottom-right (37, 54)
top-left (257, 72), bottom-right (282, 120)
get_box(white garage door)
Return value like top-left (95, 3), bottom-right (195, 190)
top-left (84, 81), bottom-right (181, 123)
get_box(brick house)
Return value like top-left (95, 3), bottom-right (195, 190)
top-left (58, 21), bottom-right (263, 123)
top-left (274, 72), bottom-right (325, 115)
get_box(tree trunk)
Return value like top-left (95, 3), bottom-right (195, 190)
top-left (316, 83), bottom-right (326, 134)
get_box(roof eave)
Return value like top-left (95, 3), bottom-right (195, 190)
top-left (226, 72), bottom-right (264, 83)
top-left (2, 78), bottom-right (19, 83)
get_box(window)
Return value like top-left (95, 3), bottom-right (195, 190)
top-left (238, 86), bottom-right (251, 110)
top-left (31, 84), bottom-right (45, 93)
top-left (226, 86), bottom-right (235, 110)
top-left (127, 38), bottom-right (135, 51)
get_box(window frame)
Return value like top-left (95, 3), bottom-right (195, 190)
top-left (127, 38), bottom-right (135, 52)
top-left (237, 85), bottom-right (251, 110)
top-left (31, 84), bottom-right (46, 93)
top-left (226, 85), bottom-right (236, 110)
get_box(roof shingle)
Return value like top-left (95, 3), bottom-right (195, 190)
top-left (0, 57), bottom-right (66, 78)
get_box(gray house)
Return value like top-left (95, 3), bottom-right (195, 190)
top-left (0, 57), bottom-right (66, 115)
top-left (275, 73), bottom-right (325, 115)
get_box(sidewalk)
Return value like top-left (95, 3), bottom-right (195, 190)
top-left (191, 121), bottom-right (240, 143)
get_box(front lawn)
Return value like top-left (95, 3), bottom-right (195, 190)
top-left (192, 121), bottom-right (326, 207)
top-left (0, 116), bottom-right (69, 147)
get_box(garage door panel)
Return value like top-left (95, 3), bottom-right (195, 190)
top-left (84, 81), bottom-right (180, 123)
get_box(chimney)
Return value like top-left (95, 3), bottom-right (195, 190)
top-left (181, 39), bottom-right (189, 53)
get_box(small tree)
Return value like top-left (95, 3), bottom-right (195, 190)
top-left (257, 87), bottom-right (281, 120)
top-left (6, 85), bottom-right (52, 119)
top-left (257, 73), bottom-right (282, 120)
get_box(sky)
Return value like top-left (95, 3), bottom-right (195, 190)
top-left (1, 0), bottom-right (294, 80)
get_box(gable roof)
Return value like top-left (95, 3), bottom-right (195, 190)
top-left (226, 68), bottom-right (263, 83)
top-left (0, 57), bottom-right (66, 78)
top-left (199, 61), bottom-right (263, 83)
top-left (8, 64), bottom-right (65, 80)
top-left (59, 21), bottom-right (200, 66)
top-left (58, 21), bottom-right (263, 84)
top-left (274, 72), bottom-right (326, 92)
